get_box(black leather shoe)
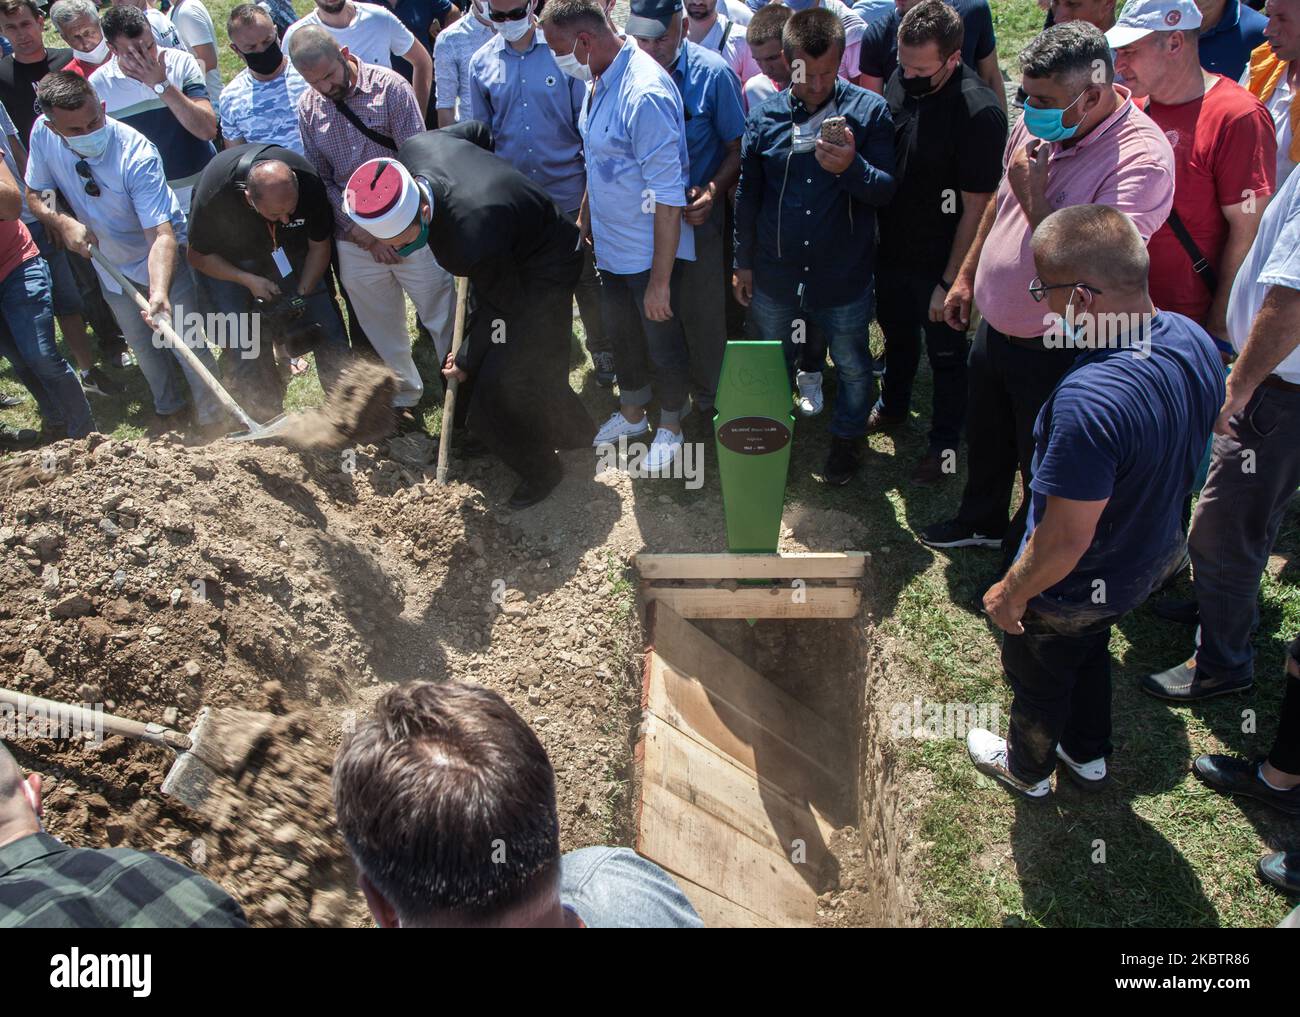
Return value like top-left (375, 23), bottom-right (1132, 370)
top-left (1193, 754), bottom-right (1300, 815)
top-left (822, 436), bottom-right (860, 486)
top-left (1140, 659), bottom-right (1252, 701)
top-left (1152, 597), bottom-right (1199, 625)
top-left (1258, 851), bottom-right (1300, 894)
top-left (0, 423), bottom-right (39, 451)
top-left (507, 470), bottom-right (562, 509)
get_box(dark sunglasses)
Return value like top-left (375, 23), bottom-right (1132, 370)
top-left (1028, 276), bottom-right (1102, 303)
top-left (75, 159), bottom-right (101, 197)
top-left (487, 4), bottom-right (529, 21)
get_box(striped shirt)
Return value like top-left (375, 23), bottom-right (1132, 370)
top-left (89, 47), bottom-right (216, 211)
top-left (0, 833), bottom-right (247, 928)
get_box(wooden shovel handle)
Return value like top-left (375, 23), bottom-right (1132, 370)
top-left (0, 688), bottom-right (191, 752)
top-left (436, 275), bottom-right (471, 485)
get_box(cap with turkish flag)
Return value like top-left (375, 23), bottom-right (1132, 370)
top-left (1104, 0), bottom-right (1203, 49)
top-left (343, 158), bottom-right (422, 240)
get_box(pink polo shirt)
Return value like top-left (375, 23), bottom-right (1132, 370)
top-left (973, 86), bottom-right (1175, 339)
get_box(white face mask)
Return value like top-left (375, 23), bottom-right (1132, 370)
top-left (555, 39), bottom-right (592, 81)
top-left (494, 4), bottom-right (534, 41)
top-left (65, 122), bottom-right (111, 160)
top-left (73, 37), bottom-right (111, 64)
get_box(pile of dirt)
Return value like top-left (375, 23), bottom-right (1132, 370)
top-left (274, 361), bottom-right (397, 451)
top-left (0, 433), bottom-right (640, 924)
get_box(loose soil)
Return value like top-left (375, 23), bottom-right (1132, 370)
top-left (0, 431), bottom-right (915, 926)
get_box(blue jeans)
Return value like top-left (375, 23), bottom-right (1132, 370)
top-left (101, 263), bottom-right (223, 425)
top-left (0, 256), bottom-right (94, 437)
top-left (196, 266), bottom-right (351, 418)
top-left (747, 286), bottom-right (875, 438)
top-left (26, 218), bottom-right (84, 318)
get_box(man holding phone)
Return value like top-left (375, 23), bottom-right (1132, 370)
top-left (733, 6), bottom-right (896, 485)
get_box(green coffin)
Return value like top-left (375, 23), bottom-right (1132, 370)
top-left (713, 341), bottom-right (794, 554)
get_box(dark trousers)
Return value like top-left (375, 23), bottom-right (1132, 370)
top-left (1003, 611), bottom-right (1120, 783)
top-left (66, 242), bottom-right (126, 357)
top-left (956, 321), bottom-right (1079, 563)
top-left (875, 269), bottom-right (970, 453)
top-left (1191, 385), bottom-right (1300, 682)
top-left (562, 207), bottom-right (608, 357)
top-left (599, 263), bottom-right (691, 426)
top-left (465, 269), bottom-right (595, 486)
top-left (676, 199), bottom-right (727, 412)
top-left (1271, 639), bottom-right (1300, 774)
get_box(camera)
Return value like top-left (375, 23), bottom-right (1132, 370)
top-left (255, 293), bottom-right (325, 358)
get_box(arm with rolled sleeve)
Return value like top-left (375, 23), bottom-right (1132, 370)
top-left (732, 114), bottom-right (763, 271)
top-left (834, 99), bottom-right (896, 206)
top-left (433, 29), bottom-right (460, 125)
top-left (629, 90), bottom-right (690, 210)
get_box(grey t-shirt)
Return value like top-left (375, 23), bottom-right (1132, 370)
top-left (560, 847), bottom-right (703, 928)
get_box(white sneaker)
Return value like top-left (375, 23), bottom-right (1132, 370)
top-left (1055, 743), bottom-right (1109, 790)
top-left (643, 428), bottom-right (683, 472)
top-left (966, 728), bottom-right (1052, 800)
top-left (795, 370), bottom-right (824, 417)
top-left (593, 411), bottom-right (650, 447)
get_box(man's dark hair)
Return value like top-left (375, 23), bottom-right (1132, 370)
top-left (783, 7), bottom-right (844, 62)
top-left (100, 3), bottom-right (150, 43)
top-left (539, 0), bottom-right (607, 34)
top-left (36, 70), bottom-right (98, 113)
top-left (899, 0), bottom-right (964, 59)
top-left (1019, 21), bottom-right (1114, 88)
top-left (747, 2), bottom-right (792, 48)
top-left (333, 681), bottom-right (561, 925)
top-left (228, 1), bottom-right (273, 33)
top-left (0, 0), bottom-right (43, 22)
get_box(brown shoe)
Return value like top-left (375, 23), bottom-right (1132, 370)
top-left (866, 406), bottom-right (905, 434)
top-left (911, 451), bottom-right (947, 485)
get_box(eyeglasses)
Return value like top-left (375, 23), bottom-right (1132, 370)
top-left (75, 159), bottom-right (101, 197)
top-left (487, 4), bottom-right (529, 21)
top-left (1029, 276), bottom-right (1102, 302)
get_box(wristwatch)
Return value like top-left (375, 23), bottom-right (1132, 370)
top-left (152, 81), bottom-right (167, 96)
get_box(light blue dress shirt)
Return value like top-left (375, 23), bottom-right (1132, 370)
top-left (469, 28), bottom-right (588, 213)
top-left (578, 39), bottom-right (694, 275)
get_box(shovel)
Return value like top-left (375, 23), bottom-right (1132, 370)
top-left (89, 245), bottom-right (295, 443)
top-left (435, 276), bottom-right (471, 485)
top-left (0, 687), bottom-right (277, 815)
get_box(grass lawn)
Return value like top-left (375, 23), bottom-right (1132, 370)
top-left (3, 0), bottom-right (1297, 927)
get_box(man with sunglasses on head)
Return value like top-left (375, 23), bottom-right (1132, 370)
top-left (917, 22), bottom-right (1174, 563)
top-left (25, 72), bottom-right (224, 436)
top-left (967, 204), bottom-right (1222, 801)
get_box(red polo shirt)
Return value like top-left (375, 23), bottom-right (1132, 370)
top-left (0, 218), bottom-right (39, 283)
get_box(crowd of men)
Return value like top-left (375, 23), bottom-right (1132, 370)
top-left (1, 0), bottom-right (1299, 923)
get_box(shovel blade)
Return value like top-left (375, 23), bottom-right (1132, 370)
top-left (160, 708), bottom-right (223, 813)
top-left (225, 413), bottom-right (292, 443)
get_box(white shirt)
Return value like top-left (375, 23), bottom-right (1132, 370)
top-left (433, 10), bottom-right (493, 117)
top-left (1226, 163), bottom-right (1300, 383)
top-left (170, 0), bottom-right (224, 104)
top-left (146, 7), bottom-right (183, 49)
top-left (285, 2), bottom-right (416, 71)
top-left (0, 102), bottom-right (34, 224)
top-left (742, 71), bottom-right (781, 113)
top-left (24, 117), bottom-right (187, 293)
top-left (1264, 69), bottom-right (1297, 187)
top-left (695, 15), bottom-right (754, 82)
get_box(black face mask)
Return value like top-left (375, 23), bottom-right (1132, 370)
top-left (900, 71), bottom-right (936, 97)
top-left (242, 38), bottom-right (284, 75)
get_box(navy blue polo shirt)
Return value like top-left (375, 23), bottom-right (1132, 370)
top-left (670, 40), bottom-right (747, 190)
top-left (1020, 312), bottom-right (1224, 626)
top-left (1198, 0), bottom-right (1267, 82)
top-left (734, 78), bottom-right (896, 308)
top-left (377, 0), bottom-right (452, 80)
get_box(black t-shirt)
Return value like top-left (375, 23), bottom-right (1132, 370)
top-left (0, 48), bottom-right (75, 145)
top-left (859, 0), bottom-right (996, 83)
top-left (877, 63), bottom-right (1006, 275)
top-left (188, 144), bottom-right (333, 274)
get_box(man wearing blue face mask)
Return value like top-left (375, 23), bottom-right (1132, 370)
top-left (917, 21), bottom-right (1174, 563)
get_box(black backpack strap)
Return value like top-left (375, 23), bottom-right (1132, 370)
top-left (332, 98), bottom-right (398, 151)
top-left (718, 20), bottom-right (733, 53)
top-left (232, 143), bottom-right (279, 192)
top-left (1165, 207), bottom-right (1218, 294)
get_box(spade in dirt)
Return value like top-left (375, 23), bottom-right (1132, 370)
top-left (0, 688), bottom-right (279, 815)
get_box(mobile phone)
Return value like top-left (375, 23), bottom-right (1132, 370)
top-left (820, 116), bottom-right (848, 146)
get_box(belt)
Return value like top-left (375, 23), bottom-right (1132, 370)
top-left (1260, 374), bottom-right (1300, 394)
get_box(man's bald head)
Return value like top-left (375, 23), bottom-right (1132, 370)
top-left (288, 23), bottom-right (342, 70)
top-left (1032, 204), bottom-right (1149, 295)
top-left (0, 740), bottom-right (41, 847)
top-left (246, 159), bottom-right (300, 223)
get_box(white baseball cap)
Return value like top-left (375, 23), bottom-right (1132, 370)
top-left (343, 158), bottom-right (421, 240)
top-left (1105, 0), bottom-right (1203, 49)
